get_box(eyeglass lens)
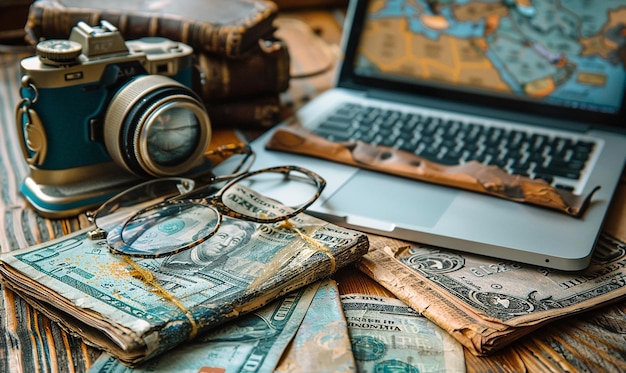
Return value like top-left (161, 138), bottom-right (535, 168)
top-left (88, 178), bottom-right (195, 238)
top-left (221, 168), bottom-right (321, 218)
top-left (106, 167), bottom-right (323, 257)
top-left (116, 202), bottom-right (220, 256)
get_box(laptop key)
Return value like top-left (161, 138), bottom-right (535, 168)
top-left (533, 174), bottom-right (554, 184)
top-left (555, 184), bottom-right (575, 192)
top-left (398, 140), bottom-right (418, 154)
top-left (315, 121), bottom-right (354, 141)
top-left (548, 159), bottom-right (586, 171)
top-left (417, 147), bottom-right (440, 162)
top-left (508, 168), bottom-right (530, 177)
top-left (320, 116), bottom-right (353, 130)
top-left (378, 134), bottom-right (399, 147)
top-left (315, 129), bottom-right (352, 142)
top-left (535, 166), bottom-right (580, 180)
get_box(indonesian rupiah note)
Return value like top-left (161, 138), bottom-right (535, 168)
top-left (341, 294), bottom-right (465, 373)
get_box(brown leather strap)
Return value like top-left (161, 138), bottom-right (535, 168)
top-left (265, 125), bottom-right (600, 217)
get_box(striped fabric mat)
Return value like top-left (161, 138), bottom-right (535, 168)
top-left (0, 52), bottom-right (102, 372)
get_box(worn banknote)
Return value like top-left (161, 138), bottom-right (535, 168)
top-left (358, 232), bottom-right (626, 355)
top-left (341, 294), bottom-right (465, 373)
top-left (275, 279), bottom-right (356, 372)
top-left (0, 188), bottom-right (369, 365)
top-left (88, 282), bottom-right (320, 373)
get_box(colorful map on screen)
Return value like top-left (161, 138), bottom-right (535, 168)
top-left (355, 0), bottom-right (626, 113)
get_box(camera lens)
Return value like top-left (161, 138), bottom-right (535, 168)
top-left (146, 105), bottom-right (200, 166)
top-left (104, 75), bottom-right (211, 177)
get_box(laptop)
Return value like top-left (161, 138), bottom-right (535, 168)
top-left (217, 0), bottom-right (626, 271)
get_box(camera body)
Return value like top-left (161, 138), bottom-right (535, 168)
top-left (17, 20), bottom-right (212, 217)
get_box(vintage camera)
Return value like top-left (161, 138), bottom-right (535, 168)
top-left (16, 20), bottom-right (212, 217)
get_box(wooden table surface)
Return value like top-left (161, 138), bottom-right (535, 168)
top-left (1, 6), bottom-right (624, 373)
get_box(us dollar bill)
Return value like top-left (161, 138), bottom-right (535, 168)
top-left (88, 282), bottom-right (321, 373)
top-left (341, 294), bottom-right (465, 373)
top-left (0, 188), bottom-right (369, 366)
top-left (358, 232), bottom-right (626, 355)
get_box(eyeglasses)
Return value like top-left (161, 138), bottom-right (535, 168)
top-left (86, 143), bottom-right (254, 238)
top-left (87, 163), bottom-right (326, 258)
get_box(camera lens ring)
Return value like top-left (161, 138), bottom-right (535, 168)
top-left (122, 91), bottom-right (206, 175)
top-left (104, 75), bottom-right (211, 177)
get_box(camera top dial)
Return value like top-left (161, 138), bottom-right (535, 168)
top-left (36, 39), bottom-right (83, 66)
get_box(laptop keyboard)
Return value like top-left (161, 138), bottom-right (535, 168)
top-left (313, 103), bottom-right (598, 192)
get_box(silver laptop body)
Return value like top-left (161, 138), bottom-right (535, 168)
top-left (218, 0), bottom-right (626, 271)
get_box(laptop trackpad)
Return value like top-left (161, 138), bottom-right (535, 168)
top-left (319, 170), bottom-right (457, 229)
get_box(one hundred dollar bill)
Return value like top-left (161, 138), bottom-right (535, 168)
top-left (341, 294), bottom-right (465, 373)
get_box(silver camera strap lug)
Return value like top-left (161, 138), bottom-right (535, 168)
top-left (16, 77), bottom-right (48, 166)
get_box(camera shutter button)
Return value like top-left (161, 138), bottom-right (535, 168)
top-left (36, 40), bottom-right (83, 65)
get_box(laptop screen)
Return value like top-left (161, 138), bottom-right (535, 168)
top-left (342, 0), bottom-right (626, 126)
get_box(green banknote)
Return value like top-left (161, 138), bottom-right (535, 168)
top-left (88, 282), bottom-right (321, 373)
top-left (342, 294), bottom-right (465, 373)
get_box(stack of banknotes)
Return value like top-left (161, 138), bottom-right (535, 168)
top-left (87, 279), bottom-right (466, 373)
top-left (0, 188), bottom-right (370, 367)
